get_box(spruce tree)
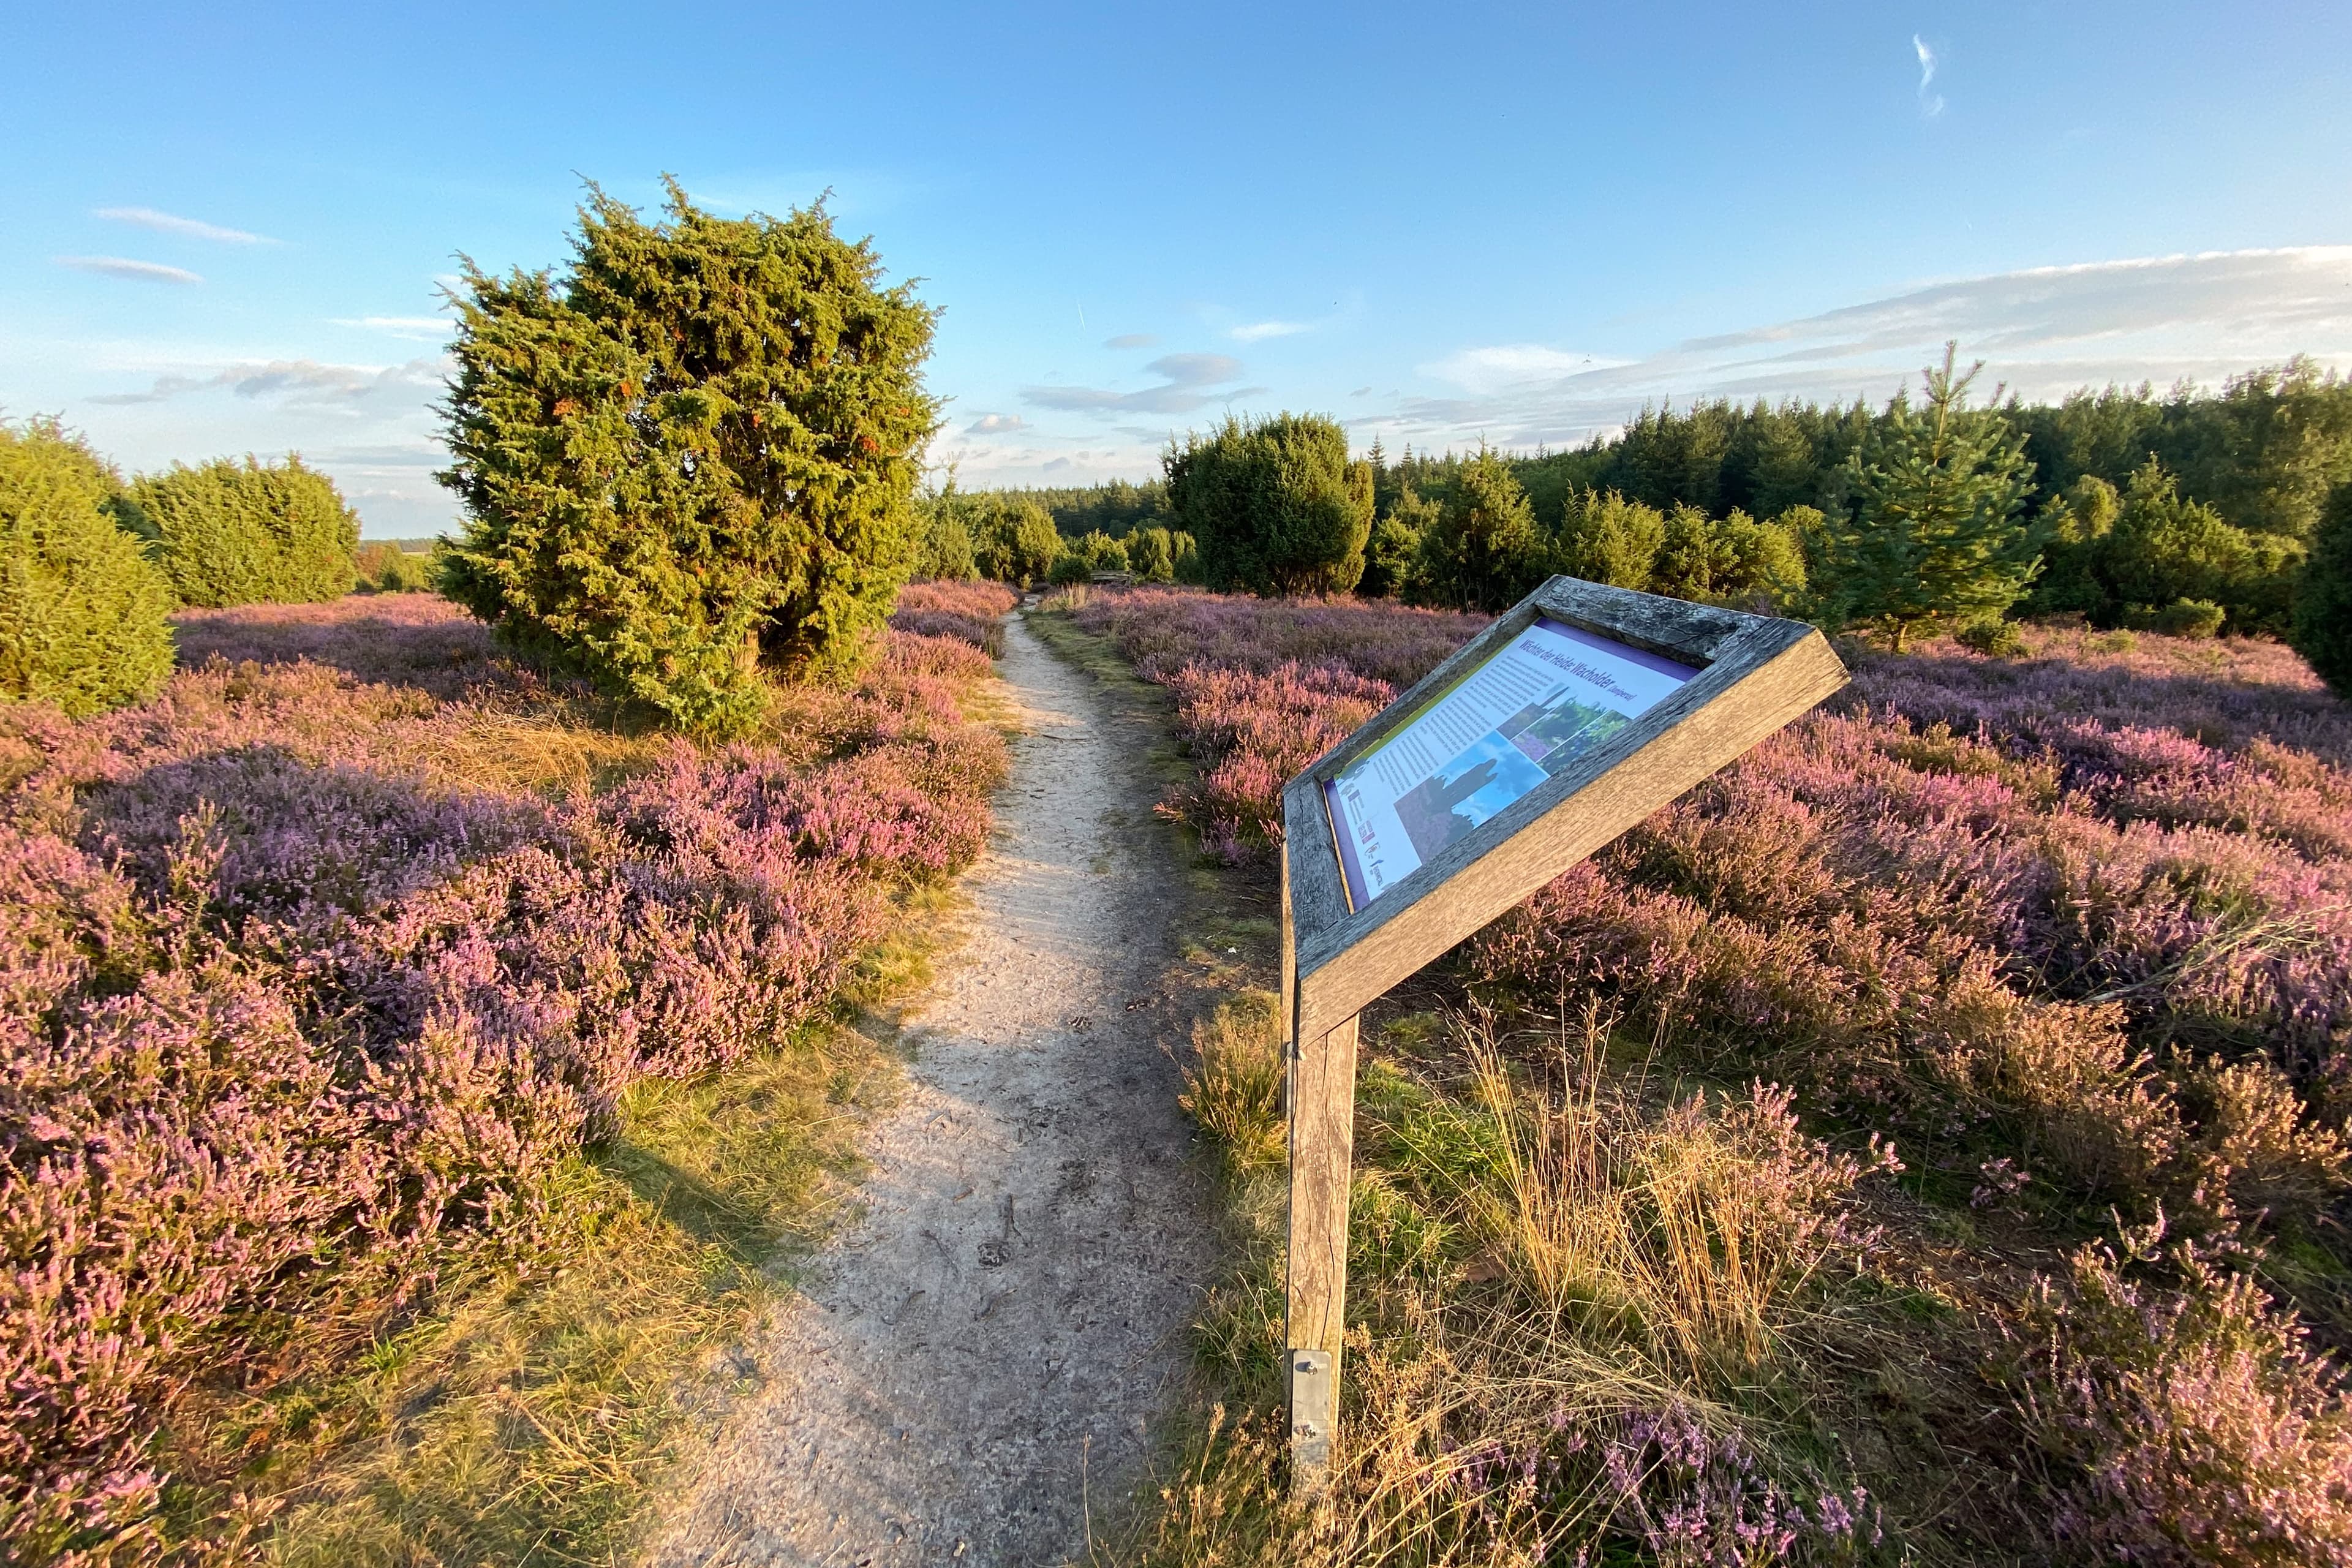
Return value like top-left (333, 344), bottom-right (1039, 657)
top-left (1825, 344), bottom-right (2038, 651)
top-left (439, 181), bottom-right (937, 736)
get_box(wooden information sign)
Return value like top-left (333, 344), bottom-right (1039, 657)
top-left (1277, 575), bottom-right (1849, 1485)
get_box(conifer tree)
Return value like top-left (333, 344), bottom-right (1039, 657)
top-left (1164, 413), bottom-right (1370, 596)
top-left (2290, 481), bottom-right (2352, 698)
top-left (1360, 488), bottom-right (1436, 598)
top-left (1411, 446), bottom-right (1545, 611)
top-left (971, 496), bottom-right (1060, 586)
top-left (1555, 488), bottom-right (1667, 590)
top-left (134, 454), bottom-right (359, 606)
top-left (439, 181), bottom-right (937, 736)
top-left (0, 420), bottom-right (175, 715)
top-left (1824, 344), bottom-right (2038, 650)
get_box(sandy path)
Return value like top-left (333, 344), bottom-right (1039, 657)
top-left (649, 611), bottom-right (1211, 1567)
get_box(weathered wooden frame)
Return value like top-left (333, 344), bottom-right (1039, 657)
top-left (1278, 575), bottom-right (1848, 1485)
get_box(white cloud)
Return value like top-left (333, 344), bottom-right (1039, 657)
top-left (1023, 351), bottom-right (1246, 415)
top-left (1372, 246), bottom-right (2352, 453)
top-left (1231, 319), bottom-right (1310, 343)
top-left (89, 355), bottom-right (450, 411)
top-left (1104, 333), bottom-right (1158, 350)
top-left (332, 315), bottom-right (456, 342)
top-left (94, 206), bottom-right (276, 244)
top-left (56, 255), bottom-right (202, 285)
top-left (967, 413), bottom-right (1028, 434)
top-left (1914, 36), bottom-right (1945, 119)
top-left (1420, 345), bottom-right (1630, 395)
top-left (927, 436), bottom-right (1166, 489)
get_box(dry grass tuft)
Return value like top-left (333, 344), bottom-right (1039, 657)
top-left (1470, 1022), bottom-right (1899, 1381)
top-left (1181, 990), bottom-right (1287, 1178)
top-left (1130, 1006), bottom-right (1899, 1566)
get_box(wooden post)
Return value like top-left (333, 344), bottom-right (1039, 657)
top-left (1284, 1009), bottom-right (1358, 1487)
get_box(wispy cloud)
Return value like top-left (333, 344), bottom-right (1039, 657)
top-left (966, 413), bottom-right (1028, 434)
top-left (1023, 352), bottom-right (1246, 415)
top-left (94, 206), bottom-right (276, 244)
top-left (1370, 246), bottom-right (2352, 453)
top-left (331, 315), bottom-right (456, 341)
top-left (1104, 333), bottom-right (1158, 350)
top-left (1420, 344), bottom-right (1629, 396)
top-left (56, 255), bottom-right (203, 285)
top-left (89, 355), bottom-right (450, 410)
top-left (1231, 319), bottom-right (1310, 343)
top-left (1913, 36), bottom-right (1944, 118)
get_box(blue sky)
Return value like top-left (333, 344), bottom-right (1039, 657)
top-left (4, 2), bottom-right (2349, 537)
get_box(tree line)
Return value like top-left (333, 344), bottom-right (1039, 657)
top-left (946, 350), bottom-right (2351, 692)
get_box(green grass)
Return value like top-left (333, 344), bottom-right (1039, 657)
top-left (185, 1015), bottom-right (899, 1567)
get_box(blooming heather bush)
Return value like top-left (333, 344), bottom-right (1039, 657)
top-left (0, 598), bottom-right (1003, 1564)
top-left (2029, 1231), bottom-right (2352, 1562)
top-left (1081, 588), bottom-right (2352, 1210)
top-left (889, 576), bottom-right (1019, 656)
top-left (1071, 586), bottom-right (1486, 687)
top-left (1159, 662), bottom-right (1390, 859)
top-left (1066, 588), bottom-right (1485, 858)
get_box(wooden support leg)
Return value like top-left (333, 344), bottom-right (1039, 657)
top-left (1285, 1010), bottom-right (1359, 1491)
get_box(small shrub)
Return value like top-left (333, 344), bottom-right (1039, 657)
top-left (1046, 550), bottom-right (1092, 586)
top-left (134, 454), bottom-right (360, 606)
top-left (2187, 1058), bottom-right (2350, 1225)
top-left (889, 578), bottom-right (1017, 656)
top-left (1956, 617), bottom-right (2027, 657)
top-left (2149, 597), bottom-right (2228, 639)
top-left (1126, 524), bottom-right (1178, 584)
top-left (0, 418), bottom-right (175, 715)
top-left (353, 541), bottom-right (437, 594)
top-left (1178, 990), bottom-right (1286, 1175)
top-left (1075, 529), bottom-right (1130, 574)
top-left (2027, 1230), bottom-right (2352, 1562)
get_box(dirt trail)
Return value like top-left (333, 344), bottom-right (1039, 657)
top-left (649, 611), bottom-right (1212, 1567)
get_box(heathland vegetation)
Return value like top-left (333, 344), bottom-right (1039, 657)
top-left (1008, 353), bottom-right (2352, 1565)
top-left (6, 158), bottom-right (2352, 1566)
top-left (1054, 582), bottom-right (2352, 1563)
top-left (1, 190), bottom-right (1013, 1568)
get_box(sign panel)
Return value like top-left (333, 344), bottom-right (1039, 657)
top-left (1323, 617), bottom-right (1697, 905)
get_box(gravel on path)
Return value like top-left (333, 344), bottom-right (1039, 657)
top-left (647, 610), bottom-right (1213, 1568)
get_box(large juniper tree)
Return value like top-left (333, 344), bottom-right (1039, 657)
top-left (1824, 344), bottom-right (2038, 650)
top-left (1165, 413), bottom-right (1370, 596)
top-left (439, 180), bottom-right (937, 735)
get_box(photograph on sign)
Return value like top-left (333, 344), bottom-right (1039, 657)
top-left (1322, 617), bottom-right (1697, 906)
